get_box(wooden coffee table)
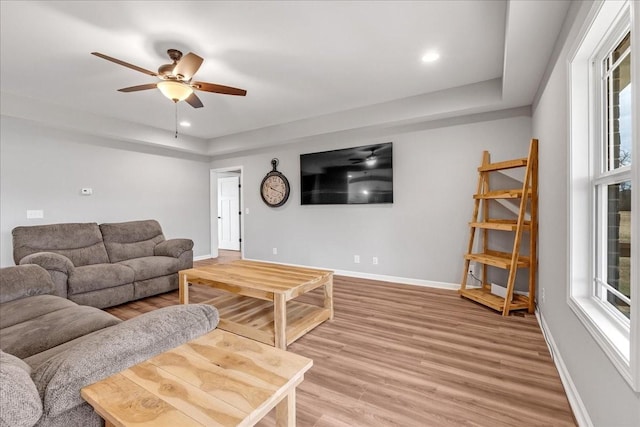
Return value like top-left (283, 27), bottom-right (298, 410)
top-left (179, 260), bottom-right (333, 349)
top-left (81, 329), bottom-right (313, 427)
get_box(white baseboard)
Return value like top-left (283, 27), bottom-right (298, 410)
top-left (536, 310), bottom-right (593, 427)
top-left (331, 267), bottom-right (462, 290)
top-left (193, 254), bottom-right (212, 261)
top-left (242, 257), bottom-right (466, 290)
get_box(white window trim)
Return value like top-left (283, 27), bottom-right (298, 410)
top-left (568, 0), bottom-right (639, 391)
top-left (592, 25), bottom-right (632, 324)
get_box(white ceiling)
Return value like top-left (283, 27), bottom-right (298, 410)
top-left (0, 1), bottom-right (570, 157)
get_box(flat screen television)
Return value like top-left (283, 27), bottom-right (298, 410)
top-left (300, 142), bottom-right (393, 205)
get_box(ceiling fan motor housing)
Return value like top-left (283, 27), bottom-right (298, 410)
top-left (158, 49), bottom-right (183, 78)
top-left (158, 63), bottom-right (176, 77)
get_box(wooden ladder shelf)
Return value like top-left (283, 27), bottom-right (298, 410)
top-left (459, 139), bottom-right (538, 316)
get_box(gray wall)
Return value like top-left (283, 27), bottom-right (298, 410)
top-left (211, 111), bottom-right (532, 284)
top-left (532, 2), bottom-right (640, 426)
top-left (0, 116), bottom-right (211, 267)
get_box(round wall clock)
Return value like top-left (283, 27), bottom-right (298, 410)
top-left (260, 158), bottom-right (290, 207)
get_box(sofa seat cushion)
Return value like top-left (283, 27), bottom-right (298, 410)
top-left (68, 263), bottom-right (134, 295)
top-left (0, 305), bottom-right (121, 359)
top-left (0, 350), bottom-right (42, 427)
top-left (118, 256), bottom-right (180, 282)
top-left (0, 295), bottom-right (77, 330)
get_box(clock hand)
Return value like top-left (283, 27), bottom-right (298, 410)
top-left (269, 186), bottom-right (283, 195)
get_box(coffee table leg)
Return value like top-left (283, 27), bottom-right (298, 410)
top-left (179, 272), bottom-right (189, 304)
top-left (324, 275), bottom-right (334, 320)
top-left (275, 389), bottom-right (296, 427)
top-left (274, 293), bottom-right (287, 349)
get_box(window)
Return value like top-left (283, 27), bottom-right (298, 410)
top-left (594, 31), bottom-right (632, 322)
top-left (569, 0), bottom-right (638, 390)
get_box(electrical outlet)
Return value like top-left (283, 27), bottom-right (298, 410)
top-left (272, 248), bottom-right (278, 255)
top-left (372, 257), bottom-right (378, 265)
top-left (354, 255), bottom-right (360, 263)
top-left (542, 288), bottom-right (545, 303)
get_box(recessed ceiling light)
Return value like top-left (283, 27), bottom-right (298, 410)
top-left (179, 121), bottom-right (191, 127)
top-left (421, 51), bottom-right (440, 63)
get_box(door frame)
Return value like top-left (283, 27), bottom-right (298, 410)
top-left (210, 166), bottom-right (244, 259)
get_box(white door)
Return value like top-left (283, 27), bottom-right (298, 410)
top-left (218, 176), bottom-right (240, 250)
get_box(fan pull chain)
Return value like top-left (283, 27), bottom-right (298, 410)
top-left (174, 102), bottom-right (178, 139)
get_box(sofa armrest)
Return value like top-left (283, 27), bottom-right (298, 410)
top-left (154, 238), bottom-right (194, 258)
top-left (19, 252), bottom-right (74, 275)
top-left (0, 264), bottom-right (56, 304)
top-left (0, 351), bottom-right (43, 427)
top-left (31, 304), bottom-right (219, 418)
top-left (19, 252), bottom-right (74, 298)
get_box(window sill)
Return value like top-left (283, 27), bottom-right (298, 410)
top-left (568, 295), bottom-right (636, 390)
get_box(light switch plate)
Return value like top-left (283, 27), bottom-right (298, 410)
top-left (26, 210), bottom-right (43, 219)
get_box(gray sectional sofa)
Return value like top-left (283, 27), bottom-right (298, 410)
top-left (12, 219), bottom-right (194, 308)
top-left (0, 264), bottom-right (219, 427)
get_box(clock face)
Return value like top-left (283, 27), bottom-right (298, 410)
top-left (261, 173), bottom-right (290, 207)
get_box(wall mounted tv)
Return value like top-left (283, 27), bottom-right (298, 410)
top-left (300, 142), bottom-right (393, 205)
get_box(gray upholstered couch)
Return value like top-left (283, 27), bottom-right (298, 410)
top-left (12, 219), bottom-right (193, 308)
top-left (0, 264), bottom-right (219, 427)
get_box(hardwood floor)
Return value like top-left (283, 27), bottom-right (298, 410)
top-left (105, 250), bottom-right (576, 427)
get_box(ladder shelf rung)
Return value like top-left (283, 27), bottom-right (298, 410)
top-left (474, 189), bottom-right (531, 199)
top-left (465, 250), bottom-right (531, 269)
top-left (478, 158), bottom-right (528, 172)
top-left (459, 288), bottom-right (530, 312)
top-left (469, 219), bottom-right (531, 231)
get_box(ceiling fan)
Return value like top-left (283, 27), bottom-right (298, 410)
top-left (91, 49), bottom-right (247, 108)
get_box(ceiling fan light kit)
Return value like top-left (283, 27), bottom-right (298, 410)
top-left (157, 81), bottom-right (193, 102)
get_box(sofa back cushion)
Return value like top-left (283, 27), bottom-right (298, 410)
top-left (12, 223), bottom-right (109, 267)
top-left (100, 220), bottom-right (165, 263)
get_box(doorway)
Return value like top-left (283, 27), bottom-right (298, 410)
top-left (217, 175), bottom-right (240, 250)
top-left (210, 167), bottom-right (243, 259)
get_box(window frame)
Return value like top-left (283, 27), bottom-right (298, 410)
top-left (592, 25), bottom-right (632, 324)
top-left (568, 0), bottom-right (639, 391)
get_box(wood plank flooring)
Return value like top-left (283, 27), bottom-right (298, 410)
top-left (105, 251), bottom-right (576, 427)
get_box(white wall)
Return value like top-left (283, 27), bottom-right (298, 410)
top-left (211, 110), bottom-right (531, 285)
top-left (0, 116), bottom-right (211, 267)
top-left (532, 2), bottom-right (640, 426)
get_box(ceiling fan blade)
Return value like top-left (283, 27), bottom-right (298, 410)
top-left (185, 92), bottom-right (204, 108)
top-left (91, 52), bottom-right (158, 77)
top-left (173, 52), bottom-right (203, 81)
top-left (192, 81), bottom-right (247, 96)
top-left (117, 83), bottom-right (158, 92)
